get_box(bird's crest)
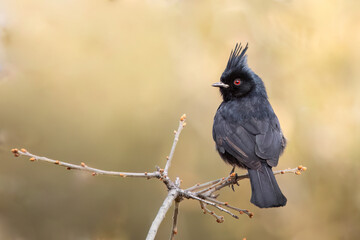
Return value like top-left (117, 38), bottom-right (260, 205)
top-left (226, 43), bottom-right (249, 71)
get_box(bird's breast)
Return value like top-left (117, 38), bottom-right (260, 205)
top-left (218, 97), bottom-right (269, 123)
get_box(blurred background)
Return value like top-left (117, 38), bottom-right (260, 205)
top-left (0, 0), bottom-right (359, 239)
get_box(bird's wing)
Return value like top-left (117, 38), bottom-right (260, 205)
top-left (213, 113), bottom-right (261, 169)
top-left (213, 113), bottom-right (283, 169)
top-left (251, 117), bottom-right (283, 167)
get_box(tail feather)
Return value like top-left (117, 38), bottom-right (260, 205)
top-left (248, 162), bottom-right (287, 208)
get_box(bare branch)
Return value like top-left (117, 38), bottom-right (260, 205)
top-left (190, 166), bottom-right (308, 197)
top-left (203, 197), bottom-right (253, 218)
top-left (200, 202), bottom-right (224, 223)
top-left (146, 189), bottom-right (178, 240)
top-left (10, 115), bottom-right (308, 240)
top-left (164, 114), bottom-right (186, 175)
top-left (186, 178), bottom-right (223, 192)
top-left (195, 176), bottom-right (230, 195)
top-left (183, 191), bottom-right (239, 220)
top-left (170, 200), bottom-right (180, 240)
top-left (11, 149), bottom-right (160, 179)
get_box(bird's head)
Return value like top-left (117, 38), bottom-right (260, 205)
top-left (213, 43), bottom-right (258, 101)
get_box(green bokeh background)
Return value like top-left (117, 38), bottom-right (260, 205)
top-left (0, 0), bottom-right (359, 239)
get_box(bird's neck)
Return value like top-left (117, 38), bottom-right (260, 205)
top-left (222, 87), bottom-right (267, 102)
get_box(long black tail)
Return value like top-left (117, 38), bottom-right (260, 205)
top-left (248, 162), bottom-right (287, 208)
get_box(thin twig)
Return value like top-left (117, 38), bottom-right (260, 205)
top-left (170, 200), bottom-right (180, 240)
top-left (12, 149), bottom-right (160, 178)
top-left (195, 176), bottom-right (230, 195)
top-left (146, 189), bottom-right (178, 240)
top-left (164, 114), bottom-right (186, 175)
top-left (186, 178), bottom-right (222, 192)
top-left (184, 192), bottom-right (239, 220)
top-left (203, 197), bottom-right (253, 218)
top-left (273, 167), bottom-right (306, 176)
top-left (214, 167), bottom-right (307, 191)
top-left (200, 202), bottom-right (224, 223)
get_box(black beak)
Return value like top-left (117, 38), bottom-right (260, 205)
top-left (212, 82), bottom-right (229, 88)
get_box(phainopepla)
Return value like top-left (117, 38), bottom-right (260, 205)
top-left (212, 43), bottom-right (287, 208)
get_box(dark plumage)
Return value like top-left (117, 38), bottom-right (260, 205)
top-left (212, 43), bottom-right (287, 208)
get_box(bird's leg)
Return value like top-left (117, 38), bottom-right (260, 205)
top-left (229, 165), bottom-right (235, 175)
top-left (229, 166), bottom-right (239, 192)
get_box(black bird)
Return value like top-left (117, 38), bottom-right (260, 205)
top-left (212, 43), bottom-right (287, 208)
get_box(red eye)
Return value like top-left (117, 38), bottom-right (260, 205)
top-left (233, 79), bottom-right (241, 85)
